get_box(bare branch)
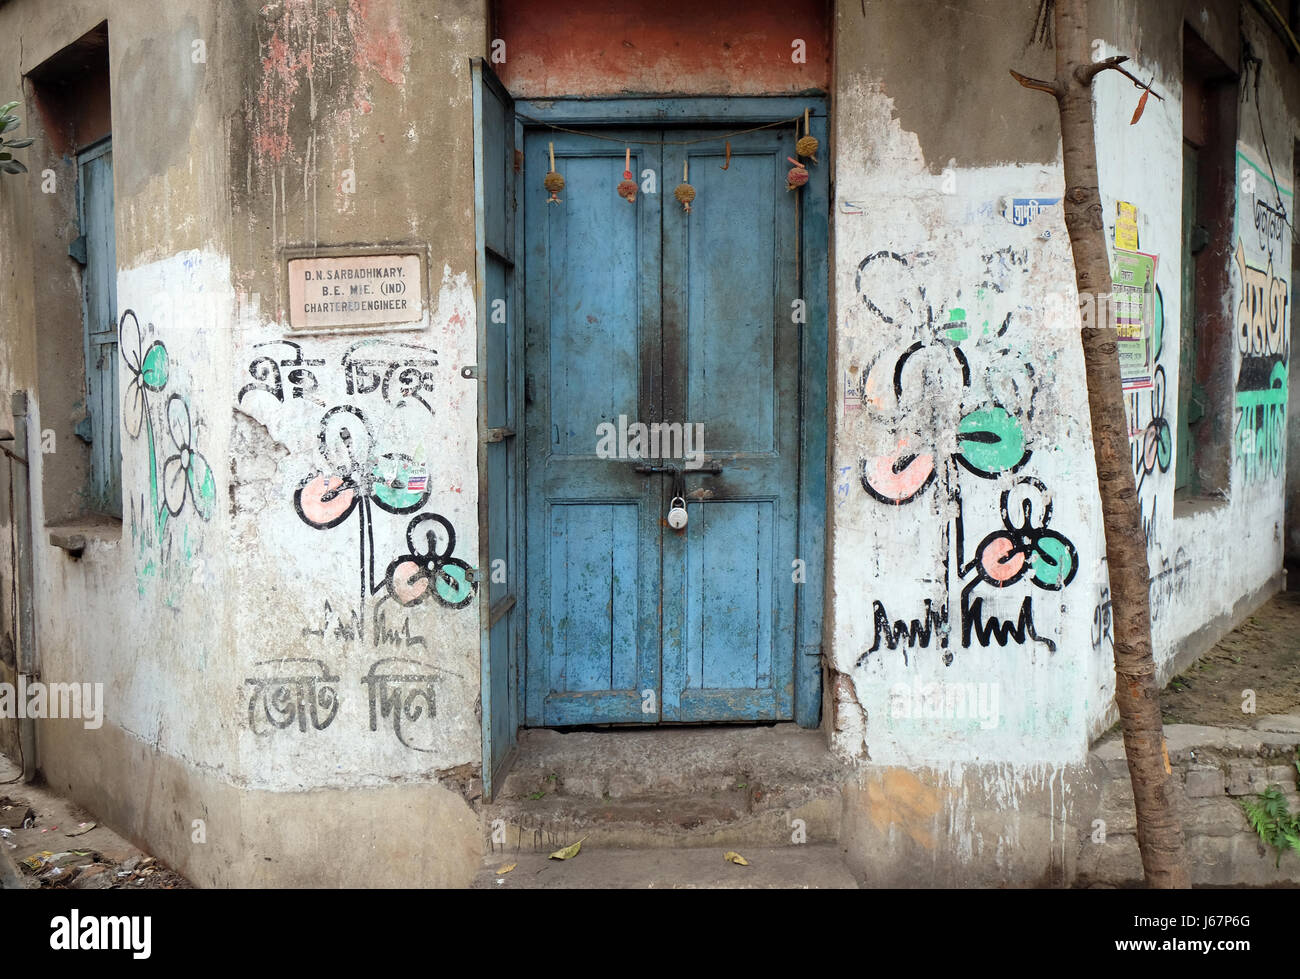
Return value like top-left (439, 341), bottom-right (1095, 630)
top-left (1009, 68), bottom-right (1062, 99)
top-left (1080, 54), bottom-right (1129, 81)
top-left (1079, 55), bottom-right (1167, 101)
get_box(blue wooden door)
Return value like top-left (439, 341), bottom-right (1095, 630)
top-left (472, 59), bottom-right (522, 798)
top-left (524, 125), bottom-right (801, 725)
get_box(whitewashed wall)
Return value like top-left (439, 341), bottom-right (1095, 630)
top-left (830, 12), bottom-right (1291, 767)
top-left (1090, 19), bottom-right (1291, 737)
top-left (30, 250), bottom-right (235, 770)
top-left (230, 265), bottom-right (481, 788)
top-left (830, 74), bottom-right (1100, 766)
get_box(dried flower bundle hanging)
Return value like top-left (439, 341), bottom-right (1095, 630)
top-left (796, 108), bottom-right (819, 164)
top-left (786, 156), bottom-right (809, 191)
top-left (617, 147), bottom-right (637, 203)
top-left (674, 160), bottom-right (695, 213)
top-left (544, 141), bottom-right (564, 204)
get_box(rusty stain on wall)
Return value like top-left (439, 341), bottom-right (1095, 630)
top-left (494, 0), bottom-right (830, 97)
top-left (863, 769), bottom-right (946, 850)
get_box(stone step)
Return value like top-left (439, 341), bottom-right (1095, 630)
top-left (472, 843), bottom-right (859, 889)
top-left (485, 725), bottom-right (846, 851)
top-left (496, 724), bottom-right (847, 801)
top-left (485, 787), bottom-right (841, 852)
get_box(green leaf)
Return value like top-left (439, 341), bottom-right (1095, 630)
top-left (188, 456), bottom-right (216, 521)
top-left (0, 116), bottom-right (19, 135)
top-left (0, 160), bottom-right (26, 174)
top-left (141, 341), bottom-right (169, 389)
top-left (4, 137), bottom-right (33, 149)
top-left (0, 153), bottom-right (9, 162)
top-left (0, 101), bottom-right (19, 116)
top-left (955, 405), bottom-right (1027, 475)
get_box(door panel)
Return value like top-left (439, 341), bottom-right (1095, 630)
top-left (546, 154), bottom-right (643, 456)
top-left (661, 130), bottom-right (799, 722)
top-left (682, 147), bottom-right (779, 454)
top-left (548, 503), bottom-right (639, 690)
top-left (525, 131), bottom-right (663, 725)
top-left (472, 58), bottom-right (521, 799)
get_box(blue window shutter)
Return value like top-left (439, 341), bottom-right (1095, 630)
top-left (77, 138), bottom-right (121, 517)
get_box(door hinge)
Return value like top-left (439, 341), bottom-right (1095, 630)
top-left (483, 427), bottom-right (515, 443)
top-left (514, 149), bottom-right (524, 173)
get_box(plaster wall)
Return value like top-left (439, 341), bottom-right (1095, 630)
top-left (830, 0), bottom-right (1292, 762)
top-left (830, 0), bottom-right (1296, 880)
top-left (0, 0), bottom-right (489, 887)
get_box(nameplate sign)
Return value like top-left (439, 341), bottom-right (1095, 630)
top-left (287, 253), bottom-right (424, 331)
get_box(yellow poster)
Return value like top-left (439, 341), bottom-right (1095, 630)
top-left (1115, 201), bottom-right (1139, 251)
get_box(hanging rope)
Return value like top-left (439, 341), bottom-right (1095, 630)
top-left (516, 113), bottom-right (805, 146)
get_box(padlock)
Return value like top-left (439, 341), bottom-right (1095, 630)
top-left (667, 496), bottom-right (688, 530)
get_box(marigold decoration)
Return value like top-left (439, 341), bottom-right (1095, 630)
top-left (796, 108), bottom-right (819, 164)
top-left (786, 156), bottom-right (809, 191)
top-left (544, 141), bottom-right (564, 204)
top-left (617, 147), bottom-right (637, 203)
top-left (674, 160), bottom-right (695, 213)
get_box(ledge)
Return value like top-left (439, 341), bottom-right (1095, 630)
top-left (46, 516), bottom-right (122, 556)
top-left (1172, 490), bottom-right (1229, 519)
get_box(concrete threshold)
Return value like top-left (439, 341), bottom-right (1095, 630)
top-left (497, 723), bottom-right (847, 799)
top-left (484, 723), bottom-right (848, 853)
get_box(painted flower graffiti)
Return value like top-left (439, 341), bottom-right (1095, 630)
top-left (294, 405), bottom-right (476, 627)
top-left (385, 513), bottom-right (475, 609)
top-left (851, 246), bottom-right (1079, 664)
top-left (119, 309), bottom-right (213, 597)
top-left (970, 479), bottom-right (1077, 592)
top-left (858, 340), bottom-right (1031, 504)
top-left (122, 315), bottom-right (168, 439)
top-left (294, 405), bottom-right (430, 529)
top-left (161, 395), bottom-right (216, 519)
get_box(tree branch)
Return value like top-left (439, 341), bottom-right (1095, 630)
top-left (1009, 68), bottom-right (1063, 99)
top-left (1079, 55), bottom-right (1166, 100)
top-left (1080, 54), bottom-right (1129, 81)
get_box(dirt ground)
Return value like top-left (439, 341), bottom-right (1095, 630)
top-left (0, 756), bottom-right (191, 889)
top-left (1160, 578), bottom-right (1300, 727)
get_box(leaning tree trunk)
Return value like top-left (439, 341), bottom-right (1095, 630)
top-left (1017, 0), bottom-right (1190, 887)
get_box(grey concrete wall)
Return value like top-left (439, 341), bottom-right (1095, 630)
top-left (0, 0), bottom-right (488, 888)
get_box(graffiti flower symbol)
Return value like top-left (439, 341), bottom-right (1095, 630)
top-left (973, 479), bottom-right (1077, 591)
top-left (294, 405), bottom-right (431, 528)
top-left (385, 513), bottom-right (476, 609)
top-left (119, 310), bottom-right (169, 439)
top-left (859, 342), bottom-right (1030, 504)
top-left (161, 395), bottom-right (216, 519)
top-left (1135, 366), bottom-right (1172, 492)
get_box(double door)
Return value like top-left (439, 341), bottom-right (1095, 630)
top-left (523, 126), bottom-right (802, 725)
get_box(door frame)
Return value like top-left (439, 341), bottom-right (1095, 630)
top-left (482, 95), bottom-right (829, 778)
